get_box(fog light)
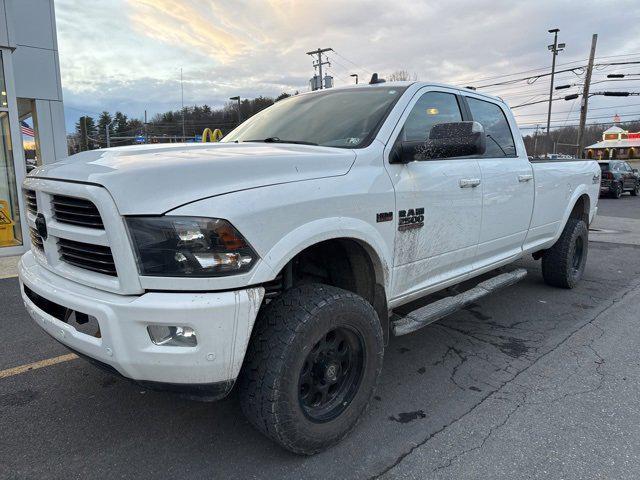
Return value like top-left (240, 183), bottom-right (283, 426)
top-left (147, 325), bottom-right (197, 347)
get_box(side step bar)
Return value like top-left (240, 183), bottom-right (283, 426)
top-left (391, 268), bottom-right (528, 336)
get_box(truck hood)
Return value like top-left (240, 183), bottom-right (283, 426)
top-left (30, 142), bottom-right (356, 214)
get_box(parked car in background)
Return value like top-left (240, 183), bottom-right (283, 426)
top-left (599, 160), bottom-right (640, 198)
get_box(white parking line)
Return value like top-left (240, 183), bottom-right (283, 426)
top-left (0, 354), bottom-right (78, 379)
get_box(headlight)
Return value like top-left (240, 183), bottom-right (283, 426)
top-left (126, 216), bottom-right (257, 277)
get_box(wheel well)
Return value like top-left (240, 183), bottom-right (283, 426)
top-left (263, 238), bottom-right (390, 342)
top-left (569, 194), bottom-right (590, 225)
top-left (532, 194), bottom-right (590, 261)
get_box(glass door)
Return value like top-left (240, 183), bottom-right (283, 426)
top-left (0, 49), bottom-right (26, 253)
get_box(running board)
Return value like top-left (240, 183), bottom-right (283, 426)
top-left (391, 268), bottom-right (528, 336)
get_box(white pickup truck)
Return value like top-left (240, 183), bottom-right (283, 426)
top-left (19, 81), bottom-right (600, 454)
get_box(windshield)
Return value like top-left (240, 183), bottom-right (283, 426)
top-left (222, 86), bottom-right (406, 148)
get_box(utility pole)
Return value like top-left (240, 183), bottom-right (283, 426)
top-left (144, 110), bottom-right (148, 144)
top-left (306, 48), bottom-right (332, 89)
top-left (545, 29), bottom-right (565, 157)
top-left (533, 124), bottom-right (540, 157)
top-left (82, 116), bottom-right (88, 151)
top-left (577, 34), bottom-right (598, 158)
top-left (180, 67), bottom-right (185, 142)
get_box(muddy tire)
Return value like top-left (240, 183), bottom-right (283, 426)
top-left (541, 218), bottom-right (588, 289)
top-left (238, 283), bottom-right (384, 455)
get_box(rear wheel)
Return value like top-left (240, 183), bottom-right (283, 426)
top-left (238, 283), bottom-right (384, 455)
top-left (541, 218), bottom-right (588, 289)
top-left (631, 182), bottom-right (640, 196)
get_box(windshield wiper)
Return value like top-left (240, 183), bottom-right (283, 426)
top-left (244, 137), bottom-right (318, 146)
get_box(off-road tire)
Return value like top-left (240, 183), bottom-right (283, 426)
top-left (238, 283), bottom-right (384, 455)
top-left (541, 218), bottom-right (588, 289)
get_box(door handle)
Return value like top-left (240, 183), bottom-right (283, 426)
top-left (459, 178), bottom-right (481, 188)
top-left (518, 174), bottom-right (534, 182)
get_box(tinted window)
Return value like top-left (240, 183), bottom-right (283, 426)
top-left (400, 92), bottom-right (462, 142)
top-left (599, 163), bottom-right (610, 172)
top-left (222, 86), bottom-right (406, 148)
top-left (467, 97), bottom-right (516, 157)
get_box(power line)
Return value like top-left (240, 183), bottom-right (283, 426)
top-left (514, 102), bottom-right (640, 117)
top-left (518, 111), bottom-right (640, 126)
top-left (331, 50), bottom-right (372, 76)
top-left (452, 52), bottom-right (640, 86)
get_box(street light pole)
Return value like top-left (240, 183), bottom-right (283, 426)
top-left (545, 29), bottom-right (565, 157)
top-left (350, 73), bottom-right (359, 84)
top-left (229, 96), bottom-right (241, 124)
top-left (180, 67), bottom-right (185, 142)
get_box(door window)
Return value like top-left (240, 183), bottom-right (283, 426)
top-left (466, 97), bottom-right (516, 157)
top-left (399, 92), bottom-right (462, 142)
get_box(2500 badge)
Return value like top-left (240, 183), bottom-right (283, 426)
top-left (398, 208), bottom-right (424, 231)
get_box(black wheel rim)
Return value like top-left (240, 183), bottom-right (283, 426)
top-left (298, 326), bottom-right (365, 423)
top-left (572, 236), bottom-right (584, 273)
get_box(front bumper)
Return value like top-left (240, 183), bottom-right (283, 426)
top-left (18, 252), bottom-right (264, 396)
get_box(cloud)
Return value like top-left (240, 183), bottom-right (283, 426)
top-left (55, 0), bottom-right (640, 132)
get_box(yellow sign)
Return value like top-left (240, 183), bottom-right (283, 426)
top-left (0, 199), bottom-right (16, 247)
top-left (202, 128), bottom-right (223, 143)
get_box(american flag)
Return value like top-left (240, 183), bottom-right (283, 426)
top-left (20, 121), bottom-right (35, 137)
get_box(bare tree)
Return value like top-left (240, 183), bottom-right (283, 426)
top-left (387, 70), bottom-right (418, 81)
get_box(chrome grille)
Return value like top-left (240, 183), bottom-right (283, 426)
top-left (24, 189), bottom-right (38, 215)
top-left (58, 238), bottom-right (117, 276)
top-left (51, 195), bottom-right (104, 229)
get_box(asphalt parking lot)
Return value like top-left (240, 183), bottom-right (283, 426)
top-left (2, 195), bottom-right (640, 480)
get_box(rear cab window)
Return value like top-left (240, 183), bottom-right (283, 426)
top-left (466, 97), bottom-right (517, 158)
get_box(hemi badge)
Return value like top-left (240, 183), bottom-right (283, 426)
top-left (376, 212), bottom-right (393, 223)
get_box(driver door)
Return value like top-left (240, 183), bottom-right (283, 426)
top-left (384, 89), bottom-right (483, 302)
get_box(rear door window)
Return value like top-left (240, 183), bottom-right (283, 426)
top-left (466, 97), bottom-right (516, 157)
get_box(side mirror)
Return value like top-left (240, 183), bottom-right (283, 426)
top-left (392, 121), bottom-right (486, 163)
top-left (633, 169), bottom-right (639, 174)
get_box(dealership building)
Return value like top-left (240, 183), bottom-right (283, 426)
top-left (0, 0), bottom-right (66, 257)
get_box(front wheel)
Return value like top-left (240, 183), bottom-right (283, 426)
top-left (631, 182), bottom-right (640, 196)
top-left (613, 183), bottom-right (623, 198)
top-left (238, 284), bottom-right (384, 455)
top-left (541, 218), bottom-right (588, 289)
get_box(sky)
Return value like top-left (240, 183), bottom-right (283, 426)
top-left (55, 0), bottom-right (640, 134)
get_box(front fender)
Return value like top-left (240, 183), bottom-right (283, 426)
top-left (258, 217), bottom-right (393, 289)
